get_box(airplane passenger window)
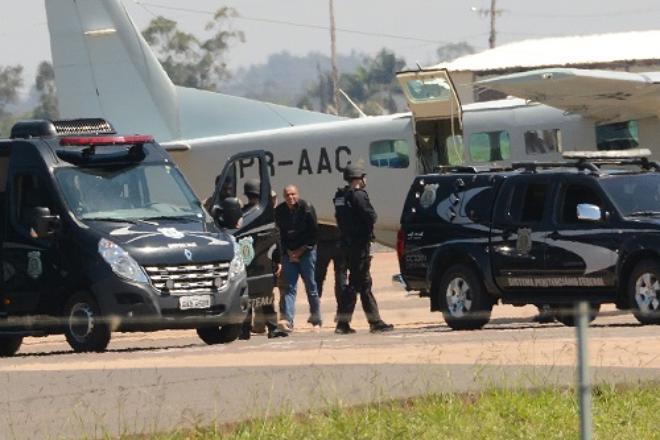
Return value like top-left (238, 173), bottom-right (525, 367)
top-left (524, 129), bottom-right (561, 154)
top-left (596, 120), bottom-right (639, 150)
top-left (369, 140), bottom-right (410, 168)
top-left (468, 131), bottom-right (511, 162)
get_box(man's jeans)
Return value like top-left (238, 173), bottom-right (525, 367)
top-left (282, 248), bottom-right (321, 327)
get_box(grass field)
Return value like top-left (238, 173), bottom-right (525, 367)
top-left (131, 383), bottom-right (659, 440)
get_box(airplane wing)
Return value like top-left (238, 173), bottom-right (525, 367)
top-left (476, 68), bottom-right (660, 123)
top-left (46, 0), bottom-right (342, 143)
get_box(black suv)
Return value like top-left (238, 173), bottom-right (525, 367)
top-left (398, 152), bottom-right (660, 330)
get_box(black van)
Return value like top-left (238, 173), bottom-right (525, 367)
top-left (0, 119), bottom-right (278, 356)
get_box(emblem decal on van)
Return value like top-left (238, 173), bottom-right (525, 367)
top-left (27, 251), bottom-right (43, 279)
top-left (184, 249), bottom-right (193, 261)
top-left (238, 237), bottom-right (255, 266)
top-left (158, 228), bottom-right (185, 239)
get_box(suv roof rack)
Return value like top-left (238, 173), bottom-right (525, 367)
top-left (436, 165), bottom-right (510, 174)
top-left (512, 157), bottom-right (660, 174)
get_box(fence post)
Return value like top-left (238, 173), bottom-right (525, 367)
top-left (576, 301), bottom-right (592, 440)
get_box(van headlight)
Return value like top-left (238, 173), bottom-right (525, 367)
top-left (98, 238), bottom-right (148, 283)
top-left (229, 243), bottom-right (245, 279)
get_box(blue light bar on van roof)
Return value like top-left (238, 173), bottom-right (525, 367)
top-left (59, 135), bottom-right (154, 146)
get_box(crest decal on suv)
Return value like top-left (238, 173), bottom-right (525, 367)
top-left (516, 228), bottom-right (532, 255)
top-left (420, 184), bottom-right (439, 209)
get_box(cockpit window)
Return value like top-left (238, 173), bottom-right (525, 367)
top-left (596, 120), bottom-right (639, 150)
top-left (56, 164), bottom-right (202, 221)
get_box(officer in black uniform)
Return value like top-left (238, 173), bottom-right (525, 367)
top-left (334, 164), bottom-right (394, 334)
top-left (238, 179), bottom-right (288, 340)
top-left (242, 178), bottom-right (260, 213)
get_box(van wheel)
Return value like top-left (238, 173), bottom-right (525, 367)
top-left (0, 336), bottom-right (23, 357)
top-left (553, 303), bottom-right (600, 327)
top-left (64, 292), bottom-right (111, 353)
top-left (629, 260), bottom-right (660, 325)
top-left (438, 264), bottom-right (492, 330)
top-left (196, 324), bottom-right (242, 344)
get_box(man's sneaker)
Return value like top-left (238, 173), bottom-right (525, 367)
top-left (335, 323), bottom-right (356, 334)
top-left (369, 321), bottom-right (394, 333)
top-left (268, 329), bottom-right (289, 338)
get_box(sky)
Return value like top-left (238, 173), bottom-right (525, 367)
top-left (2, 0), bottom-right (660, 96)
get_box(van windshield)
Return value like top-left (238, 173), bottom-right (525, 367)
top-left (55, 164), bottom-right (203, 221)
top-left (600, 174), bottom-right (660, 217)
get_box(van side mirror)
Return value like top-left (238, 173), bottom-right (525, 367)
top-left (213, 197), bottom-right (243, 228)
top-left (576, 203), bottom-right (601, 222)
top-left (30, 207), bottom-right (61, 238)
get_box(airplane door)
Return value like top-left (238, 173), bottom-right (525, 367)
top-left (396, 68), bottom-right (464, 171)
top-left (213, 150), bottom-right (277, 301)
top-left (396, 68), bottom-right (462, 123)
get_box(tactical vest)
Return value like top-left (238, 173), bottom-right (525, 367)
top-left (333, 187), bottom-right (354, 242)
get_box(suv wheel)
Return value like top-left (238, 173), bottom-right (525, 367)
top-left (196, 324), bottom-right (242, 344)
top-left (64, 292), bottom-right (111, 353)
top-left (0, 336), bottom-right (23, 357)
top-left (438, 264), bottom-right (492, 330)
top-left (629, 260), bottom-right (660, 325)
top-left (553, 303), bottom-right (600, 327)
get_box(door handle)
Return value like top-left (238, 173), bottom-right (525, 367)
top-left (548, 231), bottom-right (560, 240)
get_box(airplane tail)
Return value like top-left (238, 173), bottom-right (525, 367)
top-left (46, 0), bottom-right (342, 142)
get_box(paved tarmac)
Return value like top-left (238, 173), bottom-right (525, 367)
top-left (0, 252), bottom-right (658, 439)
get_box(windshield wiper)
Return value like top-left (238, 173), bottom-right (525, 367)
top-left (629, 211), bottom-right (660, 217)
top-left (140, 214), bottom-right (199, 222)
top-left (82, 217), bottom-right (138, 224)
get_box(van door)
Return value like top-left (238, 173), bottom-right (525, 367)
top-left (2, 163), bottom-right (62, 317)
top-left (212, 150), bottom-right (277, 301)
top-left (396, 68), bottom-right (464, 171)
top-left (0, 145), bottom-right (9, 317)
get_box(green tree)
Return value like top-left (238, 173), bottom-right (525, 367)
top-left (338, 49), bottom-right (406, 116)
top-left (0, 65), bottom-right (24, 118)
top-left (142, 8), bottom-right (244, 90)
top-left (32, 61), bottom-right (59, 119)
top-left (436, 42), bottom-right (475, 63)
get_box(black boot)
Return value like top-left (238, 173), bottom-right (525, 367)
top-left (239, 322), bottom-right (251, 340)
top-left (369, 321), bottom-right (394, 333)
top-left (335, 322), bottom-right (356, 334)
top-left (267, 323), bottom-right (289, 338)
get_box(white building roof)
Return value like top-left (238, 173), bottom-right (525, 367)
top-left (430, 30), bottom-right (660, 73)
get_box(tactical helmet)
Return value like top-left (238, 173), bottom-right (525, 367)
top-left (343, 164), bottom-right (366, 182)
top-left (243, 178), bottom-right (260, 197)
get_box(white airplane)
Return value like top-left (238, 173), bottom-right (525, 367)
top-left (46, 0), bottom-right (660, 246)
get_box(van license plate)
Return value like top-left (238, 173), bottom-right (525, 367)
top-left (179, 295), bottom-right (211, 310)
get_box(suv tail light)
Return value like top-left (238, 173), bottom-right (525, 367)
top-left (396, 228), bottom-right (405, 260)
